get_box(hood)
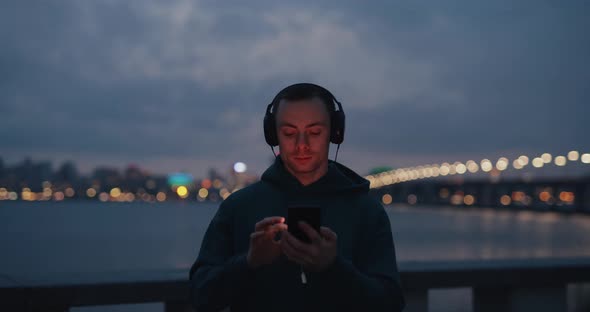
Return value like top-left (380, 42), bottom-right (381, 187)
top-left (260, 156), bottom-right (369, 195)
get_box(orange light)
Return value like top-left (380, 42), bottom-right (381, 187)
top-left (559, 192), bottom-right (574, 202)
top-left (86, 188), bottom-right (97, 198)
top-left (156, 192), bottom-right (166, 202)
top-left (201, 179), bottom-right (212, 189)
top-left (450, 194), bottom-right (463, 205)
top-left (512, 191), bottom-right (526, 202)
top-left (500, 195), bottom-right (511, 206)
top-left (382, 194), bottom-right (393, 205)
top-left (110, 188), bottom-right (121, 198)
top-left (539, 191), bottom-right (551, 202)
top-left (463, 195), bottom-right (475, 205)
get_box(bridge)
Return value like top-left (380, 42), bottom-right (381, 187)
top-left (365, 150), bottom-right (590, 213)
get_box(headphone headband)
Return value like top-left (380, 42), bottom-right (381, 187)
top-left (263, 83), bottom-right (345, 147)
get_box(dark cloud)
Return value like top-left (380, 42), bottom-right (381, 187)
top-left (0, 0), bottom-right (588, 177)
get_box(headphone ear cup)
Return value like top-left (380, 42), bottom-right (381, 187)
top-left (264, 112), bottom-right (278, 146)
top-left (330, 110), bottom-right (345, 144)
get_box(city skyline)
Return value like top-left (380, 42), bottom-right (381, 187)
top-left (1, 1), bottom-right (588, 178)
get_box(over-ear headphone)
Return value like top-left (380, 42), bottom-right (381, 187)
top-left (263, 83), bottom-right (345, 147)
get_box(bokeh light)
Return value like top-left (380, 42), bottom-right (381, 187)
top-left (234, 162), bottom-right (247, 173)
top-left (554, 156), bottom-right (566, 166)
top-left (198, 188), bottom-right (209, 199)
top-left (86, 188), bottom-right (97, 198)
top-left (110, 188), bottom-right (121, 198)
top-left (382, 194), bottom-right (393, 205)
top-left (481, 159), bottom-right (493, 172)
top-left (567, 151), bottom-right (579, 161)
top-left (176, 186), bottom-right (189, 198)
top-left (532, 158), bottom-right (544, 168)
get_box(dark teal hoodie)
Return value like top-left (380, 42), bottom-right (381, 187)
top-left (189, 157), bottom-right (405, 311)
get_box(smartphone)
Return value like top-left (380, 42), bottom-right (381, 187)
top-left (287, 205), bottom-right (321, 243)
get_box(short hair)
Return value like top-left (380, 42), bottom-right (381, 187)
top-left (271, 83), bottom-right (336, 115)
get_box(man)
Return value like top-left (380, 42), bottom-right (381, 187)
top-left (189, 83), bottom-right (405, 311)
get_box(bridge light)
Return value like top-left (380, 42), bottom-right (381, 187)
top-left (440, 163), bottom-right (450, 176)
top-left (518, 155), bottom-right (529, 166)
top-left (449, 163), bottom-right (457, 175)
top-left (481, 159), bottom-right (493, 172)
top-left (541, 153), bottom-right (552, 164)
top-left (382, 174), bottom-right (393, 185)
top-left (567, 151), bottom-right (579, 161)
top-left (431, 166), bottom-right (441, 177)
top-left (554, 156), bottom-right (566, 166)
top-left (500, 195), bottom-right (511, 206)
top-left (496, 157), bottom-right (509, 171)
top-left (581, 153), bottom-right (590, 164)
top-left (466, 160), bottom-right (479, 173)
top-left (423, 167), bottom-right (432, 178)
top-left (456, 163), bottom-right (467, 174)
top-left (382, 194), bottom-right (393, 205)
top-left (559, 191), bottom-right (574, 203)
top-left (532, 157), bottom-right (544, 168)
top-left (513, 159), bottom-right (523, 169)
top-left (539, 191), bottom-right (551, 202)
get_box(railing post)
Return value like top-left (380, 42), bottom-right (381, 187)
top-left (473, 285), bottom-right (566, 312)
top-left (403, 289), bottom-right (428, 312)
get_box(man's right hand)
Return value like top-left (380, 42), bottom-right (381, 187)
top-left (247, 216), bottom-right (288, 269)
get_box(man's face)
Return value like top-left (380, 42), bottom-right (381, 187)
top-left (275, 97), bottom-right (331, 183)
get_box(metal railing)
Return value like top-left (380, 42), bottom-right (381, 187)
top-left (2, 258), bottom-right (590, 312)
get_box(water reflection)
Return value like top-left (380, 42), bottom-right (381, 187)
top-left (1, 202), bottom-right (590, 280)
top-left (387, 205), bottom-right (590, 262)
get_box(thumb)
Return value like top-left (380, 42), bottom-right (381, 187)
top-left (320, 227), bottom-right (337, 242)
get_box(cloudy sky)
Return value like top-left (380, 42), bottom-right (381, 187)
top-left (1, 0), bottom-right (588, 178)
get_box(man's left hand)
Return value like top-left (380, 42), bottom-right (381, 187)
top-left (280, 222), bottom-right (338, 272)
